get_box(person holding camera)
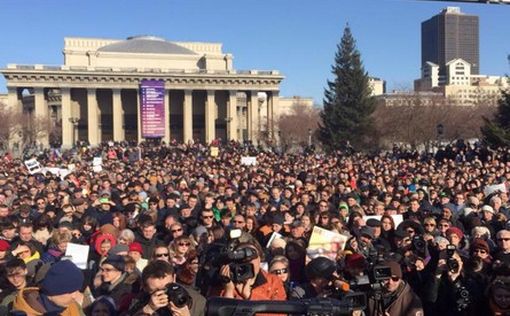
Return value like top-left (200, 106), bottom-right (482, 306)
top-left (129, 260), bottom-right (206, 316)
top-left (424, 247), bottom-right (482, 315)
top-left (219, 241), bottom-right (287, 302)
top-left (366, 260), bottom-right (423, 316)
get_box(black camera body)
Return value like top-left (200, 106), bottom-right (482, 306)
top-left (166, 283), bottom-right (192, 308)
top-left (225, 246), bottom-right (257, 283)
top-left (446, 244), bottom-right (460, 273)
top-left (349, 265), bottom-right (392, 292)
top-left (201, 233), bottom-right (258, 285)
top-left (412, 235), bottom-right (426, 253)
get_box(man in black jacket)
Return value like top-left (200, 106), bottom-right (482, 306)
top-left (129, 260), bottom-right (206, 316)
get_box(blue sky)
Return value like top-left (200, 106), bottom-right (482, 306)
top-left (0, 0), bottom-right (509, 104)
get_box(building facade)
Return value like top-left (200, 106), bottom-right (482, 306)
top-left (1, 36), bottom-right (284, 147)
top-left (421, 7), bottom-right (479, 75)
top-left (415, 57), bottom-right (508, 106)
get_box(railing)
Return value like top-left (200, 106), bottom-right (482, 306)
top-left (6, 64), bottom-right (280, 76)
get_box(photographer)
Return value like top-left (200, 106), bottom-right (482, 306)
top-left (129, 260), bottom-right (206, 316)
top-left (219, 241), bottom-right (287, 301)
top-left (290, 256), bottom-right (348, 300)
top-left (366, 260), bottom-right (423, 316)
top-left (424, 247), bottom-right (482, 315)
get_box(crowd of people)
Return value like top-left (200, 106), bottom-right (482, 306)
top-left (1, 140), bottom-right (510, 316)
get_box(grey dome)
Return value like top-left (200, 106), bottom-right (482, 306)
top-left (98, 36), bottom-right (196, 55)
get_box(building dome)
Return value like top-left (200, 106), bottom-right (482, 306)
top-left (97, 36), bottom-right (196, 55)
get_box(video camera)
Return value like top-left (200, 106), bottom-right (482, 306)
top-left (349, 265), bottom-right (392, 292)
top-left (201, 229), bottom-right (257, 285)
top-left (207, 296), bottom-right (367, 316)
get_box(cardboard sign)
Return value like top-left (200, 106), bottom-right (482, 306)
top-left (65, 242), bottom-right (90, 270)
top-left (307, 226), bottom-right (348, 260)
top-left (24, 159), bottom-right (42, 174)
top-left (241, 156), bottom-right (257, 166)
top-left (210, 146), bottom-right (219, 157)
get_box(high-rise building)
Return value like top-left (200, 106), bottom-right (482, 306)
top-left (421, 7), bottom-right (479, 75)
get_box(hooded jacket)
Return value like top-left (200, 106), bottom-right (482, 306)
top-left (12, 287), bottom-right (83, 316)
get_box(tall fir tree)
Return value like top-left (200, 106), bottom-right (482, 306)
top-left (481, 86), bottom-right (510, 147)
top-left (318, 25), bottom-right (375, 152)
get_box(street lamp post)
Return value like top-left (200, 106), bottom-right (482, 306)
top-left (308, 129), bottom-right (312, 147)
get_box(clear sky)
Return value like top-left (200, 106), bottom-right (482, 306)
top-left (0, 0), bottom-right (509, 104)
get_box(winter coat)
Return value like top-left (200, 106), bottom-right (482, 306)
top-left (12, 287), bottom-right (84, 316)
top-left (367, 281), bottom-right (423, 316)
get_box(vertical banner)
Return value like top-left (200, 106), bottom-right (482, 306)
top-left (140, 79), bottom-right (165, 138)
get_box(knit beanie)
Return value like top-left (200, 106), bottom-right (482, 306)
top-left (471, 238), bottom-right (490, 253)
top-left (102, 254), bottom-right (125, 272)
top-left (41, 260), bottom-right (84, 296)
top-left (446, 226), bottom-right (464, 240)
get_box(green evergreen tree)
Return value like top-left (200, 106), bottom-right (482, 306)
top-left (318, 25), bottom-right (375, 152)
top-left (481, 87), bottom-right (510, 147)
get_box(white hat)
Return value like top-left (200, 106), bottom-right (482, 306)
top-left (482, 205), bottom-right (495, 214)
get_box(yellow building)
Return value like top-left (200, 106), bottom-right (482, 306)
top-left (1, 36), bottom-right (284, 147)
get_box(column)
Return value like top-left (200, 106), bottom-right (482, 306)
top-left (183, 90), bottom-right (193, 144)
top-left (7, 87), bottom-right (20, 111)
top-left (136, 89), bottom-right (142, 143)
top-left (112, 89), bottom-right (124, 142)
top-left (33, 88), bottom-right (49, 147)
top-left (267, 91), bottom-right (278, 140)
top-left (87, 88), bottom-right (99, 146)
top-left (61, 88), bottom-right (73, 148)
top-left (227, 90), bottom-right (238, 141)
top-left (248, 91), bottom-right (259, 143)
top-left (205, 90), bottom-right (216, 144)
top-left (164, 90), bottom-right (171, 144)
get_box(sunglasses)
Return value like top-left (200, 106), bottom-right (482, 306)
top-left (155, 253), bottom-right (169, 258)
top-left (439, 224), bottom-right (450, 227)
top-left (270, 268), bottom-right (288, 275)
top-left (234, 221), bottom-right (245, 224)
top-left (498, 238), bottom-right (510, 242)
top-left (390, 276), bottom-right (400, 282)
top-left (178, 242), bottom-right (191, 247)
top-left (171, 228), bottom-right (183, 233)
top-left (424, 223), bottom-right (435, 227)
top-left (202, 215), bottom-right (214, 219)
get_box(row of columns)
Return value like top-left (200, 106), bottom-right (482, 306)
top-left (7, 87), bottom-right (278, 148)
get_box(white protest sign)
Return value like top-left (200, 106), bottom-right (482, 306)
top-left (65, 242), bottom-right (90, 270)
top-left (266, 232), bottom-right (284, 248)
top-left (93, 157), bottom-right (103, 166)
top-left (59, 168), bottom-right (71, 180)
top-left (484, 183), bottom-right (507, 196)
top-left (43, 167), bottom-right (61, 176)
top-left (24, 159), bottom-right (42, 174)
top-left (241, 156), bottom-right (257, 166)
top-left (307, 226), bottom-right (348, 260)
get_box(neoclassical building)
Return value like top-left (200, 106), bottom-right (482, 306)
top-left (1, 36), bottom-right (284, 147)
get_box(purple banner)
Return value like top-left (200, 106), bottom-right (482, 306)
top-left (140, 79), bottom-right (165, 138)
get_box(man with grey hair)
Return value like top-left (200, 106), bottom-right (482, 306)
top-left (494, 229), bottom-right (510, 265)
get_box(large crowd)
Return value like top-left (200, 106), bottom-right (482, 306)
top-left (1, 140), bottom-right (510, 316)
